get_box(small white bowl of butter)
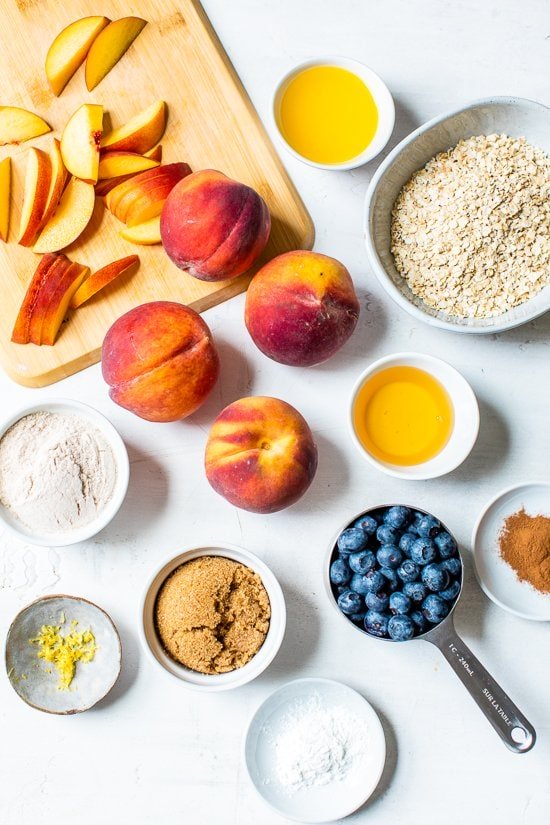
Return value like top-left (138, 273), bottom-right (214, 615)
top-left (0, 398), bottom-right (129, 546)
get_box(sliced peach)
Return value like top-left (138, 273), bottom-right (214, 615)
top-left (70, 254), bottom-right (139, 309)
top-left (60, 104), bottom-right (103, 183)
top-left (0, 107), bottom-right (51, 145)
top-left (101, 101), bottom-right (166, 155)
top-left (144, 144), bottom-right (162, 162)
top-left (27, 255), bottom-right (76, 345)
top-left (95, 173), bottom-right (136, 197)
top-left (40, 260), bottom-right (89, 345)
top-left (33, 177), bottom-right (95, 253)
top-left (85, 17), bottom-right (147, 91)
top-left (37, 138), bottom-right (69, 233)
top-left (11, 253), bottom-right (68, 344)
top-left (0, 157), bottom-right (11, 241)
top-left (120, 216), bottom-right (161, 245)
top-left (105, 162), bottom-right (191, 225)
top-left (18, 148), bottom-right (52, 247)
top-left (98, 151), bottom-right (159, 180)
top-left (45, 16), bottom-right (110, 96)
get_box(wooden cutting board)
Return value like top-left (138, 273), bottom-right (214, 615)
top-left (0, 0), bottom-right (314, 387)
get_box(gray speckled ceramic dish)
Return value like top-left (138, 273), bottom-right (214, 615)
top-left (5, 595), bottom-right (121, 714)
top-left (364, 96), bottom-right (550, 333)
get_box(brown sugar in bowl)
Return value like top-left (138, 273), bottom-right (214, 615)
top-left (139, 544), bottom-right (286, 691)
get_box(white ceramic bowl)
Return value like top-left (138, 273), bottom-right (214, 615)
top-left (349, 352), bottom-right (479, 480)
top-left (244, 677), bottom-right (386, 823)
top-left (272, 56), bottom-right (395, 170)
top-left (140, 544), bottom-right (286, 691)
top-left (364, 96), bottom-right (550, 332)
top-left (472, 482), bottom-right (550, 621)
top-left (0, 399), bottom-right (129, 547)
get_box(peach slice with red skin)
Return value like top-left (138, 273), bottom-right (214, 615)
top-left (0, 157), bottom-right (11, 241)
top-left (160, 170), bottom-right (271, 282)
top-left (27, 256), bottom-right (86, 345)
top-left (105, 162), bottom-right (191, 225)
top-left (18, 147), bottom-right (52, 247)
top-left (98, 151), bottom-right (159, 180)
top-left (12, 254), bottom-right (65, 344)
top-left (204, 396), bottom-right (318, 513)
top-left (0, 107), bottom-right (51, 145)
top-left (45, 16), bottom-right (110, 96)
top-left (101, 101), bottom-right (166, 155)
top-left (37, 138), bottom-right (69, 234)
top-left (95, 173), bottom-right (136, 197)
top-left (70, 255), bottom-right (139, 308)
top-left (120, 216), bottom-right (161, 245)
top-left (40, 260), bottom-right (89, 345)
top-left (33, 177), bottom-right (95, 253)
top-left (60, 104), bottom-right (103, 183)
top-left (85, 17), bottom-right (147, 91)
top-left (102, 301), bottom-right (220, 422)
top-left (144, 144), bottom-right (162, 162)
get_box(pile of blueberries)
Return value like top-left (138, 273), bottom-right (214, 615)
top-left (330, 506), bottom-right (462, 641)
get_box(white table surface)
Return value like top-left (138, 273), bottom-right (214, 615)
top-left (1, 1), bottom-right (550, 823)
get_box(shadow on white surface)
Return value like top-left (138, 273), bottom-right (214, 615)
top-left (95, 614), bottom-right (140, 709)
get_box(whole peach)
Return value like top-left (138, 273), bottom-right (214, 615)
top-left (205, 396), bottom-right (317, 514)
top-left (102, 301), bottom-right (219, 422)
top-left (160, 170), bottom-right (271, 282)
top-left (245, 251), bottom-right (360, 366)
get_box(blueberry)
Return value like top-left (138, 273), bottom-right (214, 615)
top-left (337, 527), bottom-right (368, 555)
top-left (434, 531), bottom-right (457, 559)
top-left (354, 514), bottom-right (378, 536)
top-left (389, 591), bottom-right (412, 615)
top-left (349, 612), bottom-right (367, 623)
top-left (349, 549), bottom-right (376, 575)
top-left (421, 563), bottom-right (450, 592)
top-left (364, 610), bottom-right (389, 638)
top-left (403, 581), bottom-right (428, 603)
top-left (416, 515), bottom-right (441, 538)
top-left (410, 609), bottom-right (428, 634)
top-left (365, 590), bottom-right (390, 612)
top-left (440, 579), bottom-right (461, 602)
top-left (422, 594), bottom-right (450, 624)
top-left (377, 544), bottom-right (403, 569)
top-left (388, 614), bottom-right (415, 641)
top-left (441, 557), bottom-right (462, 577)
top-left (410, 537), bottom-right (437, 566)
top-left (330, 558), bottom-right (351, 586)
top-left (363, 569), bottom-right (386, 593)
top-left (336, 585), bottom-right (347, 595)
top-left (383, 505), bottom-right (411, 529)
top-left (397, 559), bottom-right (420, 583)
top-left (379, 566), bottom-right (399, 591)
top-left (376, 524), bottom-right (400, 546)
top-left (337, 589), bottom-right (363, 615)
top-left (399, 532), bottom-right (417, 555)
top-left (351, 570), bottom-right (385, 595)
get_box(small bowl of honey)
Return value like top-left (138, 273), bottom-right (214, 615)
top-left (272, 57), bottom-right (395, 170)
top-left (349, 352), bottom-right (479, 480)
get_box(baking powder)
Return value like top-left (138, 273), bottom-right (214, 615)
top-left (272, 694), bottom-right (369, 793)
top-left (0, 411), bottom-right (117, 535)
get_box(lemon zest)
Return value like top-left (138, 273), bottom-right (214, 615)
top-left (29, 619), bottom-right (97, 690)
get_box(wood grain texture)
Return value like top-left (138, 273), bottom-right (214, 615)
top-left (0, 0), bottom-right (314, 386)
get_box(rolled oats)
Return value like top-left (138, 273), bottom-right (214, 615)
top-left (390, 134), bottom-right (550, 318)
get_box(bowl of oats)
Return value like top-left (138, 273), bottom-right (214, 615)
top-left (364, 97), bottom-right (550, 332)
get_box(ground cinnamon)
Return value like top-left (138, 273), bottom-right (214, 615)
top-left (498, 509), bottom-right (550, 594)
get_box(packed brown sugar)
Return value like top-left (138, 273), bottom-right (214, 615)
top-left (155, 556), bottom-right (271, 674)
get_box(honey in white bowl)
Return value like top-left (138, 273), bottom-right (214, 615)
top-left (353, 366), bottom-right (454, 466)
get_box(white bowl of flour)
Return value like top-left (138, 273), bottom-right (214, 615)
top-left (0, 399), bottom-right (129, 546)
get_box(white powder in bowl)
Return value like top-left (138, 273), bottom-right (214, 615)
top-left (0, 411), bottom-right (117, 535)
top-left (271, 694), bottom-right (369, 793)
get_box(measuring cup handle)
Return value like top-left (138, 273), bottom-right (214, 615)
top-left (427, 617), bottom-right (536, 753)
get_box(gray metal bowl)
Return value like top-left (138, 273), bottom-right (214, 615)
top-left (364, 96), bottom-right (550, 333)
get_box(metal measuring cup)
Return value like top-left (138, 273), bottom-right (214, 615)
top-left (326, 505), bottom-right (536, 753)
